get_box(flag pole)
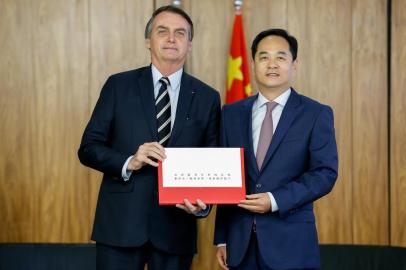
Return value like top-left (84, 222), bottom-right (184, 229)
top-left (172, 0), bottom-right (181, 7)
top-left (234, 0), bottom-right (243, 11)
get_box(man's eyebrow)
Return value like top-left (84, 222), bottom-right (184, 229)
top-left (156, 25), bottom-right (187, 32)
top-left (258, 51), bottom-right (289, 55)
top-left (156, 25), bottom-right (169, 30)
top-left (175, 28), bottom-right (187, 32)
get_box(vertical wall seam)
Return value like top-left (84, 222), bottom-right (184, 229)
top-left (350, 0), bottom-right (355, 245)
top-left (86, 0), bottom-right (92, 242)
top-left (387, 0), bottom-right (392, 246)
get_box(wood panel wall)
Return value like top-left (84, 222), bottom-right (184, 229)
top-left (391, 0), bottom-right (406, 247)
top-left (0, 0), bottom-right (91, 242)
top-left (0, 1), bottom-right (404, 270)
top-left (352, 0), bottom-right (389, 245)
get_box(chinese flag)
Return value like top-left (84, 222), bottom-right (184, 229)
top-left (225, 13), bottom-right (252, 104)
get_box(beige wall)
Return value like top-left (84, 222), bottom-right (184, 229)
top-left (0, 0), bottom-right (404, 269)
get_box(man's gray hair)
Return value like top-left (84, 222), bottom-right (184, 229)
top-left (144, 5), bottom-right (194, 41)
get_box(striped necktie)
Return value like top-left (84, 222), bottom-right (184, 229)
top-left (156, 77), bottom-right (171, 146)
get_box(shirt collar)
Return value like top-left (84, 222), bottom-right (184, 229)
top-left (151, 64), bottom-right (183, 90)
top-left (256, 88), bottom-right (292, 109)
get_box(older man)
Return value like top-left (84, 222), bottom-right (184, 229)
top-left (78, 5), bottom-right (220, 270)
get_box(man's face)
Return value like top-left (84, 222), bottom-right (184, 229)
top-left (146, 11), bottom-right (192, 67)
top-left (253, 35), bottom-right (297, 94)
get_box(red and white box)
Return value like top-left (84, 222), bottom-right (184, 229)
top-left (158, 148), bottom-right (245, 205)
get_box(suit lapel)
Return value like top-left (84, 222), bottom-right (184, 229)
top-left (138, 66), bottom-right (158, 141)
top-left (240, 95), bottom-right (259, 176)
top-left (260, 89), bottom-right (302, 172)
top-left (168, 72), bottom-right (195, 146)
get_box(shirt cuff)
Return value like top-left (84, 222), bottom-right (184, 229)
top-left (194, 205), bottom-right (211, 217)
top-left (121, 156), bottom-right (133, 181)
top-left (267, 192), bottom-right (279, 212)
top-left (217, 243), bottom-right (226, 247)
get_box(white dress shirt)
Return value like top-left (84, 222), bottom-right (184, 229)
top-left (121, 65), bottom-right (183, 181)
top-left (217, 88), bottom-right (292, 247)
top-left (151, 65), bottom-right (183, 130)
top-left (251, 88), bottom-right (291, 212)
top-left (121, 65), bottom-right (210, 216)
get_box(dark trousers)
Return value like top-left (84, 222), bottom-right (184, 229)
top-left (96, 242), bottom-right (193, 270)
top-left (230, 231), bottom-right (318, 270)
top-left (230, 230), bottom-right (271, 270)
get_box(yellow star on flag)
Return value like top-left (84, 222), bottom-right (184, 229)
top-left (245, 84), bottom-right (252, 96)
top-left (227, 55), bottom-right (243, 90)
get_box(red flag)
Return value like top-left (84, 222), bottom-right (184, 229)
top-left (225, 12), bottom-right (252, 104)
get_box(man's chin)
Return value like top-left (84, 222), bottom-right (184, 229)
top-left (162, 56), bottom-right (187, 64)
top-left (262, 81), bottom-right (282, 88)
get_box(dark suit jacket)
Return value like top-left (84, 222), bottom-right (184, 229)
top-left (214, 89), bottom-right (338, 269)
top-left (78, 66), bottom-right (220, 255)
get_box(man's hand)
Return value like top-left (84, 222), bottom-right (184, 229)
top-left (216, 246), bottom-right (229, 270)
top-left (176, 198), bottom-right (207, 215)
top-left (238, 193), bottom-right (271, 213)
top-left (127, 142), bottom-right (166, 171)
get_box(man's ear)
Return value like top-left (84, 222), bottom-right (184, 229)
top-left (292, 59), bottom-right (298, 72)
top-left (188, 41), bottom-right (192, 53)
top-left (145, 39), bottom-right (151, 50)
top-left (251, 58), bottom-right (255, 70)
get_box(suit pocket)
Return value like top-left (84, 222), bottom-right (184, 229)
top-left (176, 119), bottom-right (205, 145)
top-left (185, 119), bottom-right (204, 131)
top-left (281, 135), bottom-right (303, 143)
top-left (285, 210), bottom-right (315, 223)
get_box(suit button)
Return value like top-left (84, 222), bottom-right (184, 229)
top-left (256, 183), bottom-right (262, 188)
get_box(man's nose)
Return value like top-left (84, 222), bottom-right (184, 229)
top-left (167, 32), bottom-right (176, 42)
top-left (267, 58), bottom-right (278, 68)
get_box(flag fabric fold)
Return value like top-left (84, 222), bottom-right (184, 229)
top-left (226, 12), bottom-right (252, 104)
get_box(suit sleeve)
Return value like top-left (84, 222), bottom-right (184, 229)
top-left (77, 76), bottom-right (129, 179)
top-left (272, 106), bottom-right (338, 215)
top-left (214, 106), bottom-right (230, 244)
top-left (203, 91), bottom-right (221, 147)
top-left (194, 90), bottom-right (221, 218)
